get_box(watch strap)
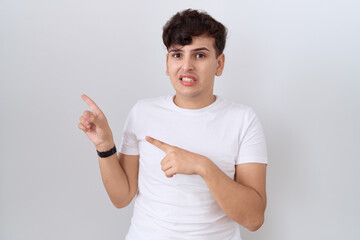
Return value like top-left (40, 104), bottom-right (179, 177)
top-left (97, 145), bottom-right (117, 158)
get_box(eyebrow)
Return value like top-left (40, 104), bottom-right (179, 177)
top-left (168, 47), bottom-right (211, 53)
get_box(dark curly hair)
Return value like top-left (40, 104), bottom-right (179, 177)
top-left (162, 9), bottom-right (227, 57)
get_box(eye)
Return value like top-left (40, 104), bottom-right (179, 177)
top-left (172, 53), bottom-right (181, 58)
top-left (196, 53), bottom-right (205, 58)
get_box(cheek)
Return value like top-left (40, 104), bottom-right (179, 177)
top-left (204, 63), bottom-right (218, 76)
top-left (167, 62), bottom-right (178, 75)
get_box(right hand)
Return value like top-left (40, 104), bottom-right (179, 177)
top-left (78, 94), bottom-right (114, 151)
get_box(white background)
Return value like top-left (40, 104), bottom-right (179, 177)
top-left (1, 0), bottom-right (359, 239)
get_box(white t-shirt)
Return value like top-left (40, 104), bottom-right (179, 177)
top-left (120, 95), bottom-right (267, 240)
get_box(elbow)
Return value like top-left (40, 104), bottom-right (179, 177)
top-left (113, 202), bottom-right (126, 209)
top-left (232, 210), bottom-right (264, 232)
top-left (245, 215), bottom-right (264, 232)
top-left (113, 201), bottom-right (130, 209)
top-left (112, 197), bottom-right (132, 209)
top-left (232, 212), bottom-right (264, 231)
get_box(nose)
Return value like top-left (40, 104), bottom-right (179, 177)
top-left (181, 56), bottom-right (194, 72)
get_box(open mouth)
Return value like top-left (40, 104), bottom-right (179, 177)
top-left (179, 76), bottom-right (197, 86)
top-left (181, 77), bottom-right (195, 82)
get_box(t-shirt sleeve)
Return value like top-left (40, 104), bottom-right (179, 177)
top-left (119, 104), bottom-right (139, 155)
top-left (236, 109), bottom-right (268, 165)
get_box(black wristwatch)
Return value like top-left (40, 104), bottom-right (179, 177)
top-left (97, 145), bottom-right (117, 158)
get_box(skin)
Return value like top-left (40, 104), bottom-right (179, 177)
top-left (166, 35), bottom-right (225, 109)
top-left (78, 35), bottom-right (267, 231)
top-left (145, 136), bottom-right (267, 231)
top-left (79, 95), bottom-right (139, 208)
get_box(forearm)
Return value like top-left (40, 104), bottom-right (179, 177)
top-left (79, 95), bottom-right (136, 208)
top-left (98, 153), bottom-right (131, 208)
top-left (200, 158), bottom-right (266, 231)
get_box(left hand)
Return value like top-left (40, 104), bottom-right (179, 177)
top-left (145, 136), bottom-right (208, 178)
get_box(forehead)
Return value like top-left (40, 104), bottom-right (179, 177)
top-left (169, 36), bottom-right (216, 52)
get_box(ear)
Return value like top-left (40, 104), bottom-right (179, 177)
top-left (215, 53), bottom-right (225, 76)
top-left (166, 53), bottom-right (169, 76)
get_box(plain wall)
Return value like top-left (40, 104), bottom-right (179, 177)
top-left (1, 0), bottom-right (359, 239)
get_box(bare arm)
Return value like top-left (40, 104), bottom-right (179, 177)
top-left (97, 153), bottom-right (139, 208)
top-left (78, 94), bottom-right (139, 208)
top-left (145, 136), bottom-right (267, 231)
top-left (201, 161), bottom-right (267, 231)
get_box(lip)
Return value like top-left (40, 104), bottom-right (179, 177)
top-left (179, 74), bottom-right (198, 81)
top-left (179, 74), bottom-right (197, 86)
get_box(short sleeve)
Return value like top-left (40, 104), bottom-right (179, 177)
top-left (119, 104), bottom-right (139, 155)
top-left (236, 109), bottom-right (268, 165)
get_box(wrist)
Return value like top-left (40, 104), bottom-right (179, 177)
top-left (96, 141), bottom-right (115, 152)
top-left (197, 156), bottom-right (213, 178)
top-left (97, 145), bottom-right (117, 158)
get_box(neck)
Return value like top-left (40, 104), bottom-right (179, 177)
top-left (173, 94), bottom-right (216, 109)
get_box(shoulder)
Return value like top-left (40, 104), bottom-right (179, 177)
top-left (134, 95), bottom-right (169, 107)
top-left (129, 95), bottom-right (171, 115)
top-left (124, 96), bottom-right (170, 126)
top-left (217, 97), bottom-right (257, 120)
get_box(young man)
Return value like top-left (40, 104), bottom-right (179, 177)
top-left (79, 9), bottom-right (267, 240)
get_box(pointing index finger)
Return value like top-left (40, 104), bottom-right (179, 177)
top-left (145, 136), bottom-right (172, 153)
top-left (81, 94), bottom-right (101, 112)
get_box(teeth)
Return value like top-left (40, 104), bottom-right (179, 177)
top-left (181, 77), bottom-right (194, 82)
